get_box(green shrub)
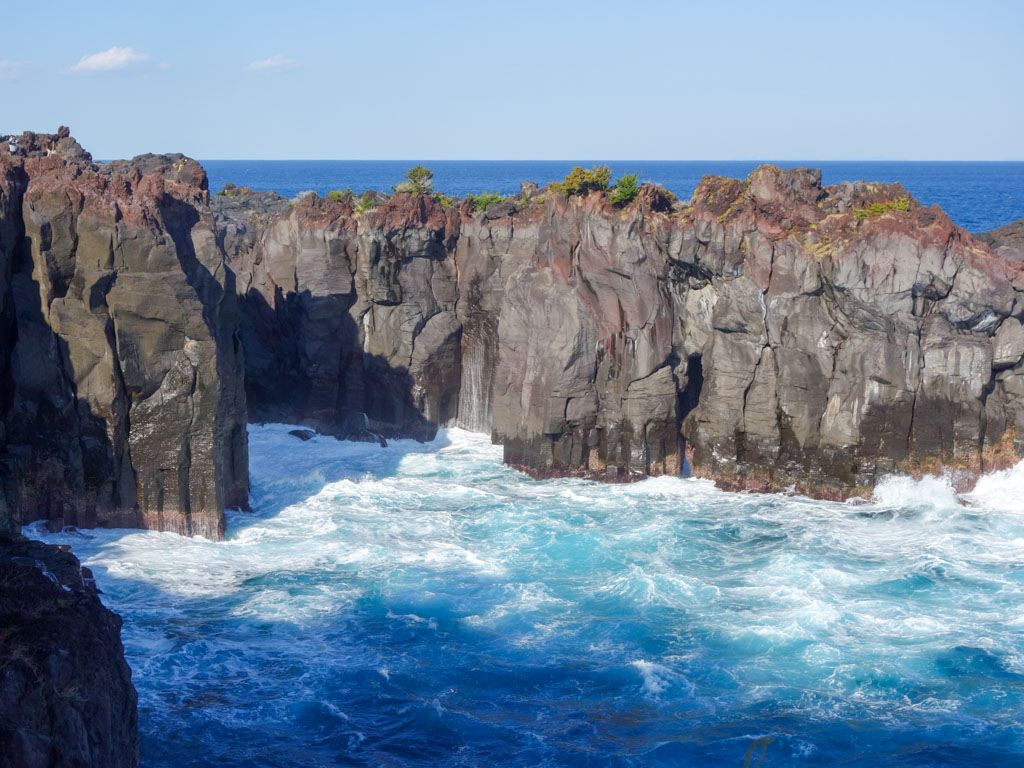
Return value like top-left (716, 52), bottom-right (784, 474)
top-left (853, 196), bottom-right (909, 221)
top-left (393, 165), bottom-right (435, 195)
top-left (355, 192), bottom-right (377, 214)
top-left (327, 188), bottom-right (353, 203)
top-left (217, 182), bottom-right (254, 198)
top-left (549, 165), bottom-right (612, 198)
top-left (467, 191), bottom-right (506, 212)
top-left (608, 173), bottom-right (640, 206)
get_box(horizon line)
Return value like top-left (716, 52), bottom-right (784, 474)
top-left (86, 157), bottom-right (1024, 164)
top-left (184, 158), bottom-right (1024, 164)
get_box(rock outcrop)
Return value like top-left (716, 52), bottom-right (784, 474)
top-left (5, 130), bottom-right (1023, 516)
top-left (0, 130), bottom-right (248, 539)
top-left (0, 534), bottom-right (139, 768)
top-left (227, 168), bottom-right (1024, 499)
top-left (228, 192), bottom-right (464, 441)
top-left (977, 216), bottom-right (1024, 262)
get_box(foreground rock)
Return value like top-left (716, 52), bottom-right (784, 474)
top-left (228, 169), bottom-right (1024, 498)
top-left (0, 534), bottom-right (139, 768)
top-left (0, 130), bottom-right (249, 539)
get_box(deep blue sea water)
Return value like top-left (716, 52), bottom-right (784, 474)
top-left (27, 426), bottom-right (1024, 767)
top-left (200, 160), bottom-right (1024, 232)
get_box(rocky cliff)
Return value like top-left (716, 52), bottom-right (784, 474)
top-left (0, 130), bottom-right (249, 540)
top-left (0, 535), bottom-right (139, 768)
top-left (227, 168), bottom-right (1024, 498)
top-left (0, 133), bottom-right (1021, 768)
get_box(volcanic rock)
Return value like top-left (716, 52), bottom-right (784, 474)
top-left (0, 535), bottom-right (139, 768)
top-left (227, 165), bottom-right (1024, 499)
top-left (0, 130), bottom-right (249, 539)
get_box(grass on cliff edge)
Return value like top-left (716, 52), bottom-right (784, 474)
top-left (854, 196), bottom-right (909, 221)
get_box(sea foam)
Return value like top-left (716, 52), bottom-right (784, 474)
top-left (25, 424), bottom-right (1024, 766)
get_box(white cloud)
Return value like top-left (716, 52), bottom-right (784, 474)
top-left (247, 55), bottom-right (296, 72)
top-left (70, 47), bottom-right (148, 73)
top-left (0, 60), bottom-right (25, 80)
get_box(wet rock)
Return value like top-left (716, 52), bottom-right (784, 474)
top-left (288, 428), bottom-right (316, 441)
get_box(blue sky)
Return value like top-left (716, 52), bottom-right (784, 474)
top-left (2, 0), bottom-right (1021, 160)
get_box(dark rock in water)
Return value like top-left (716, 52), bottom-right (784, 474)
top-left (288, 428), bottom-right (316, 441)
top-left (226, 164), bottom-right (1024, 499)
top-left (0, 130), bottom-right (249, 539)
top-left (0, 535), bottom-right (139, 768)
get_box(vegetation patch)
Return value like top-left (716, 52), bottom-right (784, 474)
top-left (355, 192), bottom-right (377, 214)
top-left (326, 188), bottom-right (353, 203)
top-left (550, 165), bottom-right (611, 198)
top-left (609, 173), bottom-right (640, 206)
top-left (217, 182), bottom-right (254, 198)
top-left (853, 196), bottom-right (909, 221)
top-left (393, 165), bottom-right (435, 195)
top-left (467, 191), bottom-right (507, 212)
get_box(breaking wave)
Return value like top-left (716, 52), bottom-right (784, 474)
top-left (27, 425), bottom-right (1024, 766)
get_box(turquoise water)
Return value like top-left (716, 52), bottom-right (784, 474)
top-left (28, 425), bottom-right (1024, 766)
top-left (199, 160), bottom-right (1024, 232)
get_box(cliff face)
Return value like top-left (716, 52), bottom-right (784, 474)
top-left (0, 130), bottom-right (248, 539)
top-left (0, 535), bottom-right (139, 768)
top-left (230, 195), bottom-right (464, 441)
top-left (229, 168), bottom-right (1024, 498)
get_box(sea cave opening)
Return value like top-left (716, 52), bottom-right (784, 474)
top-left (678, 354), bottom-right (704, 478)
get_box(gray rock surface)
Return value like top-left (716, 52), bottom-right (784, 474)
top-left (0, 130), bottom-right (248, 539)
top-left (977, 216), bottom-right (1024, 261)
top-left (229, 167), bottom-right (1024, 498)
top-left (229, 192), bottom-right (463, 441)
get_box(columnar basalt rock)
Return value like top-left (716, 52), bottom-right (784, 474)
top-left (229, 168), bottom-right (1024, 499)
top-left (0, 131), bottom-right (249, 539)
top-left (228, 191), bottom-right (464, 441)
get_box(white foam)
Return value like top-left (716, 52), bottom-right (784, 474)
top-left (630, 659), bottom-right (682, 696)
top-left (964, 459), bottom-right (1024, 514)
top-left (871, 472), bottom-right (961, 510)
top-left (19, 423), bottom-right (1024, 750)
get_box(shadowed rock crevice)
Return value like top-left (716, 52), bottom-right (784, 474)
top-left (229, 192), bottom-right (464, 443)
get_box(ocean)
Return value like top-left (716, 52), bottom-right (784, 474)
top-left (199, 160), bottom-right (1024, 233)
top-left (27, 425), bottom-right (1024, 767)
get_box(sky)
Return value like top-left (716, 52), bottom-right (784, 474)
top-left (1, 0), bottom-right (1021, 160)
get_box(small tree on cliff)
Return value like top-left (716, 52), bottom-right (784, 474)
top-left (549, 165), bottom-right (611, 198)
top-left (609, 173), bottom-right (640, 206)
top-left (394, 165), bottom-right (435, 195)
